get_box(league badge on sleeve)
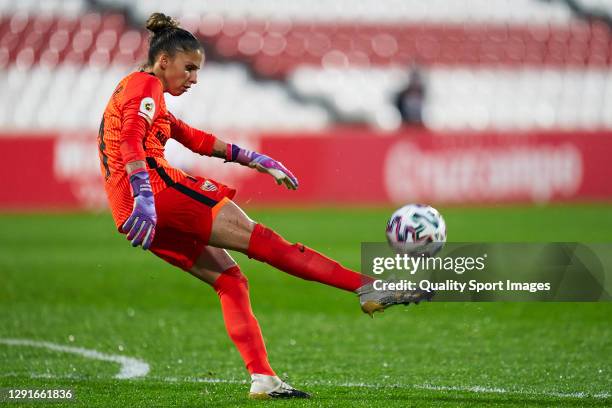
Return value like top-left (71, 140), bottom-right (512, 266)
top-left (138, 97), bottom-right (156, 123)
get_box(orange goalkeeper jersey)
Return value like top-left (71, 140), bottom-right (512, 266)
top-left (97, 71), bottom-right (216, 229)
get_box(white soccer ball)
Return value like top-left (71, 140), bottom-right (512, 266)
top-left (386, 204), bottom-right (447, 256)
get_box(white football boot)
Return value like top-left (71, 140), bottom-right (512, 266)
top-left (248, 374), bottom-right (310, 399)
top-left (356, 281), bottom-right (435, 317)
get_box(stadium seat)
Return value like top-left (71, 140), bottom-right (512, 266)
top-left (0, 1), bottom-right (611, 131)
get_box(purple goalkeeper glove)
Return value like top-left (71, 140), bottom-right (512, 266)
top-left (121, 170), bottom-right (157, 250)
top-left (227, 144), bottom-right (299, 190)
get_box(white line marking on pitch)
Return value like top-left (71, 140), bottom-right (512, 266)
top-left (0, 338), bottom-right (149, 379)
top-left (0, 358), bottom-right (609, 400)
top-left (158, 376), bottom-right (610, 400)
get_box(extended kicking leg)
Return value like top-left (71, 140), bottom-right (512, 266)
top-left (208, 201), bottom-right (433, 316)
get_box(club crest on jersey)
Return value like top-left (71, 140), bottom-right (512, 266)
top-left (201, 180), bottom-right (218, 192)
top-left (138, 97), bottom-right (156, 121)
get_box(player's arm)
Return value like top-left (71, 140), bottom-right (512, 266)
top-left (169, 114), bottom-right (298, 190)
top-left (118, 77), bottom-right (162, 249)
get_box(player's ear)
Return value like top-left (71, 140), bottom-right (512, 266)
top-left (158, 53), bottom-right (169, 70)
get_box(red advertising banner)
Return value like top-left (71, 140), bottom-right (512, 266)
top-left (237, 128), bottom-right (612, 205)
top-left (1, 128), bottom-right (611, 209)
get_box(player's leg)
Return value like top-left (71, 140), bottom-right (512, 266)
top-left (188, 246), bottom-right (309, 399)
top-left (208, 200), bottom-right (434, 314)
top-left (187, 246), bottom-right (274, 376)
top-left (208, 200), bottom-right (372, 291)
top-left (150, 175), bottom-right (367, 292)
top-left (186, 245), bottom-right (235, 285)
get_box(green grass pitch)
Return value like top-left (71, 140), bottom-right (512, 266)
top-left (0, 204), bottom-right (611, 407)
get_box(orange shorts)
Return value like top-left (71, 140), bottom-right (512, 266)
top-left (143, 175), bottom-right (235, 271)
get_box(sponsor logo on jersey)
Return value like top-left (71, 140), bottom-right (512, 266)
top-left (201, 180), bottom-right (218, 192)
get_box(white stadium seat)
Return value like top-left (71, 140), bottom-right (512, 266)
top-left (0, 1), bottom-right (612, 131)
top-left (0, 62), bottom-right (329, 132)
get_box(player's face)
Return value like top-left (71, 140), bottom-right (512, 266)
top-left (161, 49), bottom-right (203, 96)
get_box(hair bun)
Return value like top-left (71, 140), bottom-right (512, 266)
top-left (145, 13), bottom-right (179, 35)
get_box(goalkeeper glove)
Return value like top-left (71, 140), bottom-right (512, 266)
top-left (121, 170), bottom-right (157, 250)
top-left (227, 144), bottom-right (298, 190)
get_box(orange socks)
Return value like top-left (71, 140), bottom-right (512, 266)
top-left (216, 224), bottom-right (373, 376)
top-left (213, 266), bottom-right (275, 376)
top-left (247, 223), bottom-right (373, 292)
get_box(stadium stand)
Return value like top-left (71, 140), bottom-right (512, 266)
top-left (1, 0), bottom-right (612, 130)
top-left (0, 2), bottom-right (330, 131)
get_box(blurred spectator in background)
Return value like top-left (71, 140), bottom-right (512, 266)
top-left (394, 66), bottom-right (426, 127)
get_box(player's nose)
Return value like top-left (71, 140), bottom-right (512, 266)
top-left (189, 71), bottom-right (198, 85)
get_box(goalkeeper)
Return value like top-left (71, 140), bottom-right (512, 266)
top-left (97, 12), bottom-right (432, 399)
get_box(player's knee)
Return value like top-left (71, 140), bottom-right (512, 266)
top-left (224, 265), bottom-right (249, 287)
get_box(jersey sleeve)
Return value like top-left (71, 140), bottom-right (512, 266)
top-left (119, 74), bottom-right (164, 166)
top-left (168, 112), bottom-right (217, 156)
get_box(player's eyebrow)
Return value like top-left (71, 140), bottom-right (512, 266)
top-left (186, 63), bottom-right (200, 70)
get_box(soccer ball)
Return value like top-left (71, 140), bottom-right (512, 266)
top-left (386, 204), bottom-right (446, 256)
